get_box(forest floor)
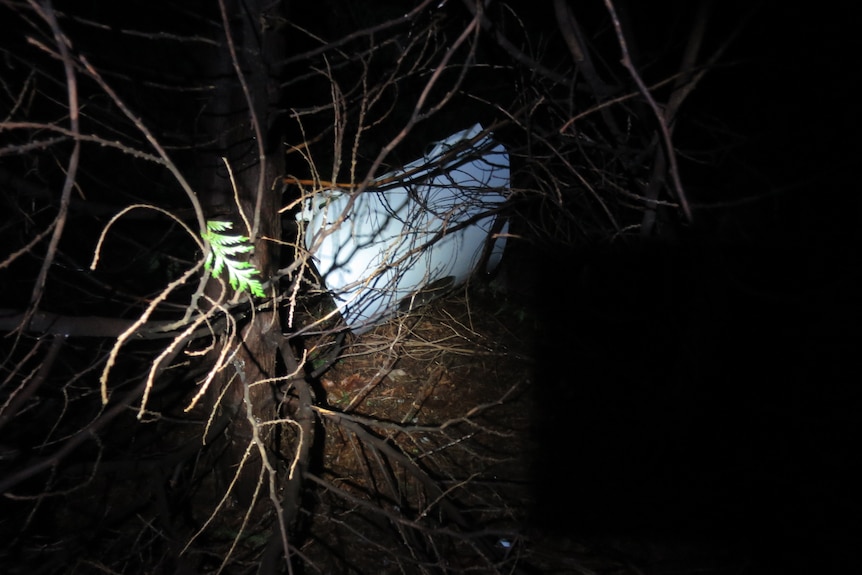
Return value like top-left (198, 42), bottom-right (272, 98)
top-left (292, 279), bottom-right (750, 575)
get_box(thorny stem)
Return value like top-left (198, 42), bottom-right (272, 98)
top-left (21, 0), bottom-right (80, 329)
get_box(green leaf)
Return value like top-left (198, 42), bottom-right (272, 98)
top-left (203, 220), bottom-right (266, 298)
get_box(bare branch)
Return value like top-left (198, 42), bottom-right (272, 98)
top-left (602, 0), bottom-right (692, 222)
top-left (22, 0), bottom-right (81, 323)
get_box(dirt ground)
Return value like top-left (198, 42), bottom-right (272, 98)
top-left (292, 284), bottom-right (542, 573)
top-left (289, 280), bottom-right (749, 575)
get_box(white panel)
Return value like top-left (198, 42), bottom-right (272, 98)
top-left (297, 124), bottom-right (510, 333)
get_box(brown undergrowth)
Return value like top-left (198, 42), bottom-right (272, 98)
top-left (292, 285), bottom-right (542, 573)
top-left (284, 282), bottom-right (659, 575)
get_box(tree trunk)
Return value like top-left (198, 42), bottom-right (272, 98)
top-left (197, 0), bottom-right (286, 507)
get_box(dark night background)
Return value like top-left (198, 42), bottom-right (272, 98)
top-left (527, 3), bottom-right (861, 573)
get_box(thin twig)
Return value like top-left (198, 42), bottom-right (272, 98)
top-left (602, 0), bottom-right (692, 222)
top-left (21, 0), bottom-right (81, 329)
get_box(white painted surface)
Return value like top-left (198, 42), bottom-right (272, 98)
top-left (297, 124), bottom-right (510, 333)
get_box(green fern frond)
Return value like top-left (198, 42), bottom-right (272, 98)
top-left (203, 220), bottom-right (266, 298)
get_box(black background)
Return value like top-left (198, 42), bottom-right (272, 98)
top-left (529, 2), bottom-right (860, 573)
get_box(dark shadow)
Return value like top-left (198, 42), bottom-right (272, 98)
top-left (521, 235), bottom-right (859, 573)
